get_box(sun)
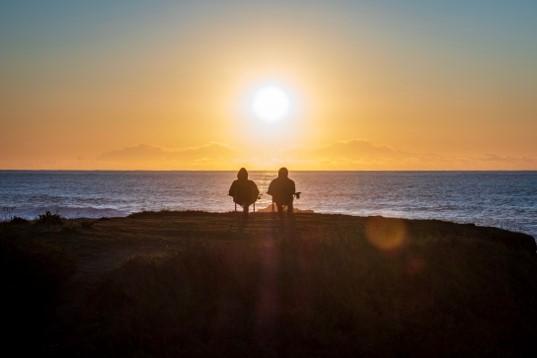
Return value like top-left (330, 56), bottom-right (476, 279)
top-left (251, 85), bottom-right (291, 122)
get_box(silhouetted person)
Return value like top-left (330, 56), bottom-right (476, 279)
top-left (228, 168), bottom-right (259, 217)
top-left (268, 167), bottom-right (296, 216)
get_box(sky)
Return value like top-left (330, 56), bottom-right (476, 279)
top-left (1, 0), bottom-right (536, 170)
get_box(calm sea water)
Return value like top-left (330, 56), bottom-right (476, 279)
top-left (1, 171), bottom-right (536, 239)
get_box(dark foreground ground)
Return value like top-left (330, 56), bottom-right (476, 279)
top-left (1, 211), bottom-right (536, 357)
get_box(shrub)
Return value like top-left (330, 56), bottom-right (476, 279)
top-left (36, 211), bottom-right (63, 225)
top-left (10, 216), bottom-right (29, 224)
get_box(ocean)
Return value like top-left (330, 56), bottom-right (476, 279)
top-left (1, 171), bottom-right (536, 239)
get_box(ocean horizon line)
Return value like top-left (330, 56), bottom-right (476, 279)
top-left (1, 169), bottom-right (537, 173)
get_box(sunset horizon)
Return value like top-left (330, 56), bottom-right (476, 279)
top-left (2, 1), bottom-right (536, 170)
top-left (2, 2), bottom-right (537, 356)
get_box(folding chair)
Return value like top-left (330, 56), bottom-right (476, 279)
top-left (234, 194), bottom-right (262, 213)
top-left (271, 192), bottom-right (301, 213)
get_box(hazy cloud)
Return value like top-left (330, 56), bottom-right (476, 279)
top-left (287, 140), bottom-right (537, 170)
top-left (97, 140), bottom-right (537, 170)
top-left (287, 140), bottom-right (438, 169)
top-left (98, 143), bottom-right (237, 169)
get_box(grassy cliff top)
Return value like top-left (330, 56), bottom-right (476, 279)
top-left (1, 211), bottom-right (536, 357)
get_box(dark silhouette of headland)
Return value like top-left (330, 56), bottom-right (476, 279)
top-left (1, 211), bottom-right (536, 357)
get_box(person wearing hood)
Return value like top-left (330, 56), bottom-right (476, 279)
top-left (268, 167), bottom-right (296, 216)
top-left (228, 168), bottom-right (260, 217)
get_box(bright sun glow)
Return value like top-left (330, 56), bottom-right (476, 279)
top-left (251, 86), bottom-right (291, 122)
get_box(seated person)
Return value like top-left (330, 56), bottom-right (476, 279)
top-left (267, 167), bottom-right (296, 216)
top-left (228, 168), bottom-right (259, 217)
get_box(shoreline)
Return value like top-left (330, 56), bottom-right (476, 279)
top-left (3, 209), bottom-right (535, 244)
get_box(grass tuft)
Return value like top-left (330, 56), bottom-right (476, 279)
top-left (36, 211), bottom-right (63, 225)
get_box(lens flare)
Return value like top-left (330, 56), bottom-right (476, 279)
top-left (365, 217), bottom-right (407, 252)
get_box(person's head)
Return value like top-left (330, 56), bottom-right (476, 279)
top-left (237, 167), bottom-right (248, 180)
top-left (278, 167), bottom-right (288, 178)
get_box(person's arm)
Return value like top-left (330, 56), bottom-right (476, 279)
top-left (291, 180), bottom-right (296, 195)
top-left (228, 181), bottom-right (236, 197)
top-left (267, 180), bottom-right (274, 196)
top-left (252, 182), bottom-right (260, 198)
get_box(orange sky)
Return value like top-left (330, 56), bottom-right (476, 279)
top-left (1, 1), bottom-right (536, 170)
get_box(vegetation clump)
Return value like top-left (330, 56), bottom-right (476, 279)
top-left (36, 211), bottom-right (63, 225)
top-left (9, 216), bottom-right (28, 224)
